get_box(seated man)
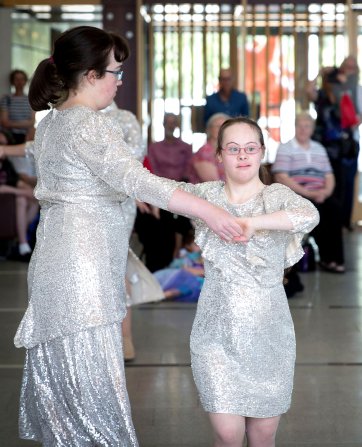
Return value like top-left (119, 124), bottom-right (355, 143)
top-left (272, 112), bottom-right (344, 273)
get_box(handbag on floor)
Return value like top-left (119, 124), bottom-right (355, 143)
top-left (126, 248), bottom-right (165, 306)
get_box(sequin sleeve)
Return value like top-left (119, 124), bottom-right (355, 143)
top-left (263, 183), bottom-right (319, 233)
top-left (262, 183), bottom-right (319, 267)
top-left (74, 111), bottom-right (178, 209)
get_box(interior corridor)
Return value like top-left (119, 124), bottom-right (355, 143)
top-left (1, 229), bottom-right (362, 447)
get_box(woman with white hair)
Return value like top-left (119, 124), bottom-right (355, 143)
top-left (188, 112), bottom-right (229, 183)
top-left (273, 112), bottom-right (344, 273)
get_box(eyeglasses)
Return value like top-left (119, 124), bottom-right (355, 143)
top-left (222, 143), bottom-right (262, 156)
top-left (105, 70), bottom-right (123, 81)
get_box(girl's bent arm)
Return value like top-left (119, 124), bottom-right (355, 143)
top-left (250, 210), bottom-right (294, 232)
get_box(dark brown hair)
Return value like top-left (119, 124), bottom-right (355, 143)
top-left (216, 116), bottom-right (268, 182)
top-left (29, 26), bottom-right (129, 111)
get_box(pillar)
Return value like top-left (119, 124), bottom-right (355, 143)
top-left (102, 0), bottom-right (139, 116)
top-left (0, 8), bottom-right (12, 95)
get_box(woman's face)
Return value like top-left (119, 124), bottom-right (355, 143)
top-left (295, 118), bottom-right (314, 146)
top-left (218, 123), bottom-right (264, 185)
top-left (93, 52), bottom-right (123, 110)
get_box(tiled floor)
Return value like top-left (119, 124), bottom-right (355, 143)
top-left (1, 230), bottom-right (362, 446)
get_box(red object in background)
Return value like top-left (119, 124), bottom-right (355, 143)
top-left (143, 156), bottom-right (153, 172)
top-left (340, 93), bottom-right (359, 129)
top-left (244, 37), bottom-right (293, 142)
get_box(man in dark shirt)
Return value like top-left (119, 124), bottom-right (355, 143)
top-left (204, 68), bottom-right (249, 123)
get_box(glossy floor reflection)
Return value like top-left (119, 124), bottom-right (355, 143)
top-left (1, 230), bottom-right (362, 446)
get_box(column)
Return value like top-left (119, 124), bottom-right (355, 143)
top-left (102, 0), bottom-right (139, 116)
top-left (0, 8), bottom-right (12, 95)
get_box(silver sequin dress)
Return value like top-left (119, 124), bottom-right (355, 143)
top-left (14, 106), bottom-right (178, 446)
top-left (182, 181), bottom-right (319, 418)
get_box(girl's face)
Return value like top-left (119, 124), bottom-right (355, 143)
top-left (217, 123), bottom-right (264, 185)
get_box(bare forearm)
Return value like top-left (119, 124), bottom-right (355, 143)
top-left (168, 188), bottom-right (212, 220)
top-left (168, 188), bottom-right (243, 241)
top-left (274, 174), bottom-right (312, 199)
top-left (2, 119), bottom-right (34, 129)
top-left (324, 174), bottom-right (335, 197)
top-left (251, 211), bottom-right (294, 231)
top-left (237, 211), bottom-right (294, 242)
top-left (18, 174), bottom-right (37, 188)
top-left (0, 144), bottom-right (26, 157)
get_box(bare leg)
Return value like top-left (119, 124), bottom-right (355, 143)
top-left (26, 199), bottom-right (39, 225)
top-left (164, 288), bottom-right (181, 299)
top-left (245, 416), bottom-right (281, 447)
top-left (15, 195), bottom-right (28, 244)
top-left (208, 413), bottom-right (246, 447)
top-left (122, 279), bottom-right (135, 361)
top-left (122, 307), bottom-right (132, 338)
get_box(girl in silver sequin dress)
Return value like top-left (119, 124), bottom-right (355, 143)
top-left (11, 26), bottom-right (245, 447)
top-left (182, 117), bottom-right (319, 447)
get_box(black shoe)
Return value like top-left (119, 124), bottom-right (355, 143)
top-left (294, 281), bottom-right (304, 293)
top-left (284, 280), bottom-right (302, 299)
top-left (19, 252), bottom-right (32, 262)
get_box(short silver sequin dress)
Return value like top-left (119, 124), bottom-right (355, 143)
top-left (14, 106), bottom-right (178, 446)
top-left (182, 181), bottom-right (319, 418)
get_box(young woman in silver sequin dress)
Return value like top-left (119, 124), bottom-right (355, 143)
top-left (11, 26), bottom-right (246, 447)
top-left (182, 117), bottom-right (319, 447)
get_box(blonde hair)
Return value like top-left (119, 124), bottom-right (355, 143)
top-left (205, 113), bottom-right (230, 138)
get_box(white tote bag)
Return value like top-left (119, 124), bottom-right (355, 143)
top-left (126, 248), bottom-right (165, 306)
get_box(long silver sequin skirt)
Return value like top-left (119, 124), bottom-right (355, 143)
top-left (19, 323), bottom-right (139, 446)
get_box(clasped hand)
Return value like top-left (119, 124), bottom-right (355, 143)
top-left (205, 207), bottom-right (254, 243)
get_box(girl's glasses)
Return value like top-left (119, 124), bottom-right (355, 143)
top-left (105, 70), bottom-right (123, 81)
top-left (222, 143), bottom-right (262, 156)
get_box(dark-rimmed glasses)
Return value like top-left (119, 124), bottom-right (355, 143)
top-left (222, 143), bottom-right (262, 156)
top-left (105, 70), bottom-right (123, 81)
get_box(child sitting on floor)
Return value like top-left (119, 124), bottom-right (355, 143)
top-left (154, 229), bottom-right (204, 302)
